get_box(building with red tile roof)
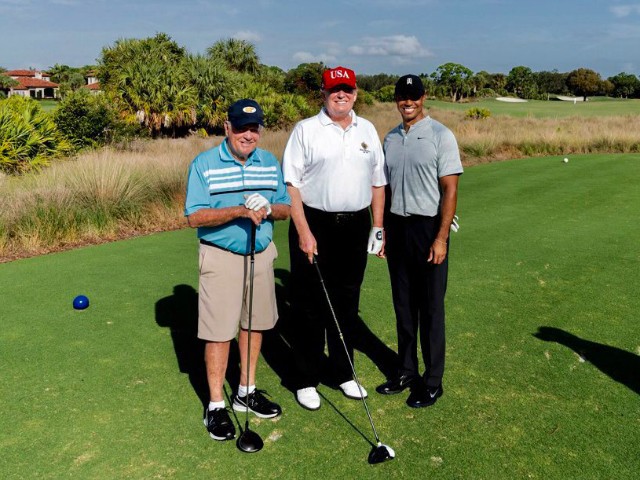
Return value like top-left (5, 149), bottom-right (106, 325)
top-left (2, 69), bottom-right (59, 99)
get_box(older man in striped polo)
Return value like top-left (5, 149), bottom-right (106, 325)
top-left (185, 99), bottom-right (291, 441)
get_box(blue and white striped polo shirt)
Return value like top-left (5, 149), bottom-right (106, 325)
top-left (184, 139), bottom-right (290, 254)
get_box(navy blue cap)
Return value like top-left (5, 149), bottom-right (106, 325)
top-left (228, 99), bottom-right (264, 128)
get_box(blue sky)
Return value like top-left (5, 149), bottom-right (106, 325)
top-left (1, 0), bottom-right (639, 78)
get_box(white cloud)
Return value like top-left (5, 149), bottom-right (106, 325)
top-left (610, 4), bottom-right (640, 17)
top-left (347, 35), bottom-right (432, 59)
top-left (292, 51), bottom-right (337, 63)
top-left (233, 30), bottom-right (262, 43)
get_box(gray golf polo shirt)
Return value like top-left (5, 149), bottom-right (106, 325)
top-left (383, 116), bottom-right (463, 217)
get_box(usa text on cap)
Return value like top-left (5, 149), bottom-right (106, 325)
top-left (322, 66), bottom-right (357, 90)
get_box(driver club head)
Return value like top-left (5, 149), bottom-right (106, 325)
top-left (368, 443), bottom-right (396, 464)
top-left (236, 427), bottom-right (264, 453)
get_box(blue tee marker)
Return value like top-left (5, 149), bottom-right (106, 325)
top-left (73, 295), bottom-right (90, 310)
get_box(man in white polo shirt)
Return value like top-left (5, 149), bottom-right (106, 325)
top-left (282, 66), bottom-right (386, 410)
top-left (376, 75), bottom-right (463, 408)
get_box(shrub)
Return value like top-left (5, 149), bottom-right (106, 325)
top-left (54, 90), bottom-right (114, 148)
top-left (241, 82), bottom-right (314, 130)
top-left (54, 90), bottom-right (145, 148)
top-left (374, 85), bottom-right (396, 102)
top-left (355, 89), bottom-right (375, 108)
top-left (0, 96), bottom-right (74, 174)
top-left (477, 88), bottom-right (496, 98)
top-left (466, 107), bottom-right (491, 120)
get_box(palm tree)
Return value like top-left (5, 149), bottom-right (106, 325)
top-left (207, 38), bottom-right (260, 74)
top-left (183, 54), bottom-right (240, 129)
top-left (99, 34), bottom-right (197, 136)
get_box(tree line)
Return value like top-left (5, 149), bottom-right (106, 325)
top-left (358, 64), bottom-right (640, 102)
top-left (1, 33), bottom-right (640, 174)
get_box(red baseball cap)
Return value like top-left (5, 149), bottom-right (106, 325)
top-left (322, 66), bottom-right (357, 90)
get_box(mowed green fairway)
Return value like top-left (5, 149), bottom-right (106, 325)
top-left (428, 97), bottom-right (640, 118)
top-left (1, 154), bottom-right (639, 479)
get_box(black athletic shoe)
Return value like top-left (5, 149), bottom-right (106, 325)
top-left (375, 374), bottom-right (418, 395)
top-left (203, 407), bottom-right (235, 441)
top-left (406, 383), bottom-right (443, 408)
top-left (233, 389), bottom-right (282, 419)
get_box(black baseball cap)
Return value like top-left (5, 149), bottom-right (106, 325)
top-left (394, 74), bottom-right (425, 99)
top-left (228, 99), bottom-right (264, 128)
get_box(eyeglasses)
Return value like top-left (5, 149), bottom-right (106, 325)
top-left (327, 86), bottom-right (356, 94)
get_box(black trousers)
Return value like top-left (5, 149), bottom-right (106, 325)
top-left (288, 205), bottom-right (370, 389)
top-left (385, 213), bottom-right (448, 387)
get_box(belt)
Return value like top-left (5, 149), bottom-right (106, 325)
top-left (303, 205), bottom-right (368, 222)
top-left (199, 239), bottom-right (248, 256)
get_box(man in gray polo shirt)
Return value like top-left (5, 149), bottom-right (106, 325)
top-left (376, 74), bottom-right (463, 408)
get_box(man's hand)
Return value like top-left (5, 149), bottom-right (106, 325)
top-left (246, 208), bottom-right (267, 226)
top-left (367, 227), bottom-right (384, 255)
top-left (428, 239), bottom-right (448, 264)
top-left (299, 230), bottom-right (318, 264)
top-left (244, 193), bottom-right (271, 215)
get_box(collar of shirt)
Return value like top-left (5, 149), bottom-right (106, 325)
top-left (219, 138), bottom-right (263, 166)
top-left (319, 108), bottom-right (357, 129)
top-left (400, 115), bottom-right (431, 136)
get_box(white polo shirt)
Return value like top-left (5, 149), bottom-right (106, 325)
top-left (283, 109), bottom-right (387, 212)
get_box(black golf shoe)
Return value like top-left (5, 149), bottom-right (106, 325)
top-left (406, 383), bottom-right (443, 408)
top-left (233, 390), bottom-right (282, 418)
top-left (375, 374), bottom-right (417, 395)
top-left (203, 407), bottom-right (235, 441)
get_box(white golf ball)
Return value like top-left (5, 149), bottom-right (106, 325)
top-left (563, 158), bottom-right (569, 163)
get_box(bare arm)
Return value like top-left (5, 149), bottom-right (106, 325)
top-left (429, 174), bottom-right (459, 264)
top-left (371, 185), bottom-right (386, 258)
top-left (371, 185), bottom-right (385, 228)
top-left (287, 183), bottom-right (317, 263)
top-left (269, 203), bottom-right (291, 221)
top-left (187, 205), bottom-right (266, 228)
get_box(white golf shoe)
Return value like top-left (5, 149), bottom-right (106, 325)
top-left (340, 380), bottom-right (368, 399)
top-left (296, 387), bottom-right (321, 410)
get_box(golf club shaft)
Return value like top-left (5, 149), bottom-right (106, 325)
top-left (312, 256), bottom-right (381, 445)
top-left (245, 223), bottom-right (257, 428)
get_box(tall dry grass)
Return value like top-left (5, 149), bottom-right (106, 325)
top-left (2, 102), bottom-right (639, 261)
top-left (0, 136), bottom-right (220, 261)
top-left (362, 103), bottom-right (640, 164)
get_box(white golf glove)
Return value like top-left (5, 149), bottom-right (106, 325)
top-left (367, 227), bottom-right (384, 255)
top-left (244, 193), bottom-right (271, 215)
top-left (450, 214), bottom-right (459, 233)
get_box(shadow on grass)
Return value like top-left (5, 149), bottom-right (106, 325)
top-left (155, 284), bottom-right (241, 407)
top-left (155, 269), bottom-right (397, 408)
top-left (534, 326), bottom-right (640, 395)
top-left (261, 268), bottom-right (398, 394)
top-left (318, 390), bottom-right (375, 449)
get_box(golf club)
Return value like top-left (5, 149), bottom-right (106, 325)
top-left (312, 256), bottom-right (395, 465)
top-left (237, 223), bottom-right (264, 453)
